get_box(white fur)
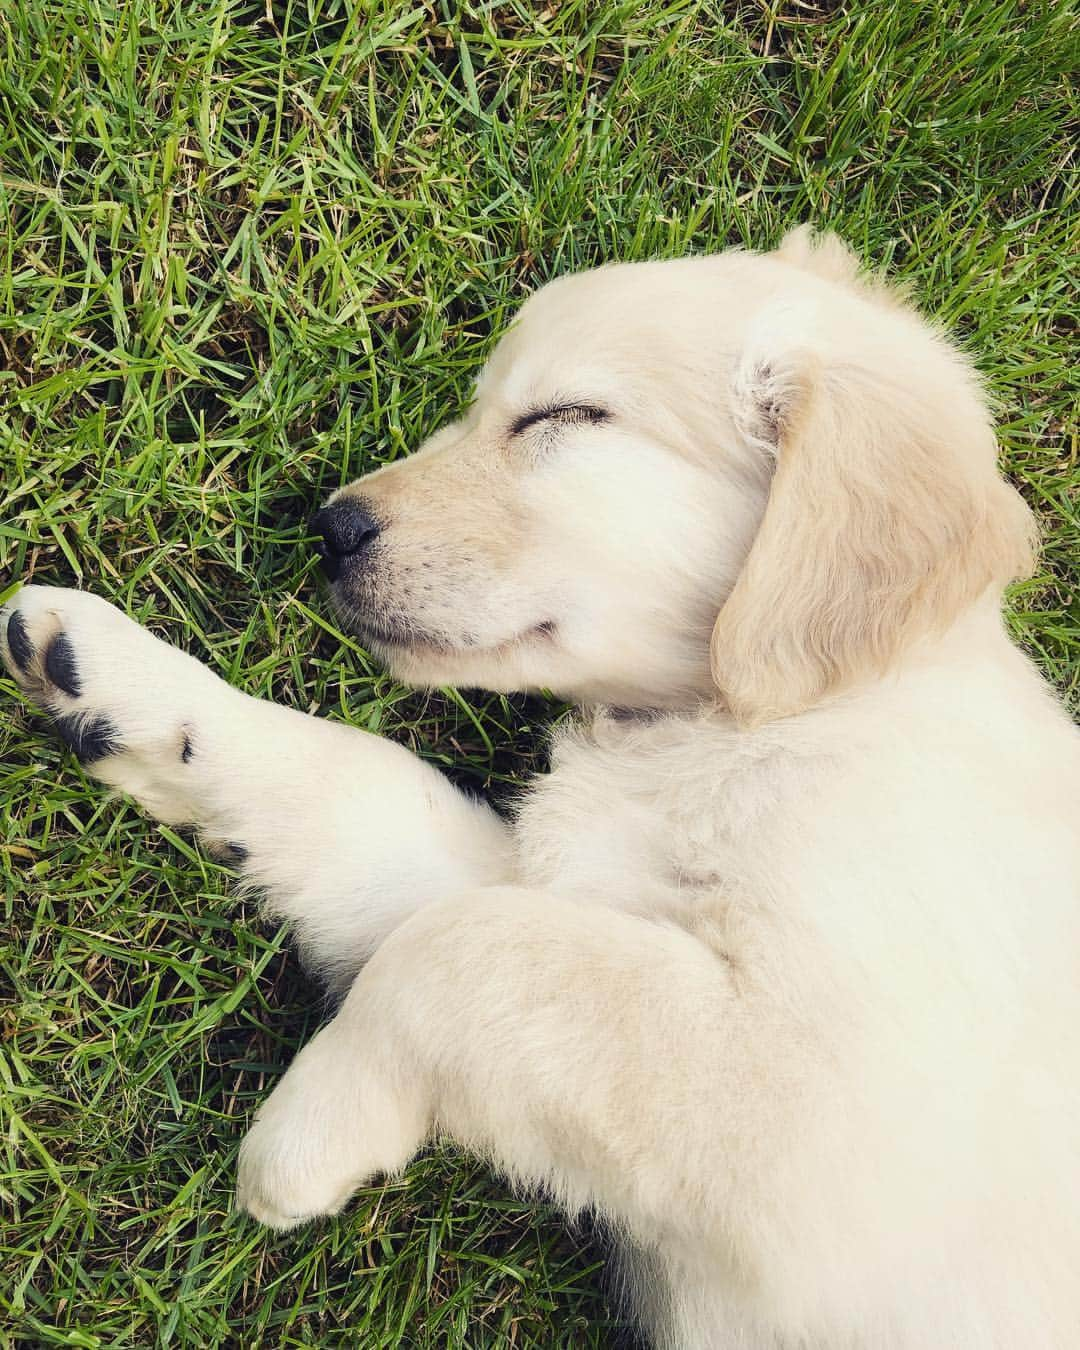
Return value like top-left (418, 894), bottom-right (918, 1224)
top-left (3, 230), bottom-right (1078, 1349)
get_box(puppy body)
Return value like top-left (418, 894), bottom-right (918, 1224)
top-left (512, 605), bottom-right (1080, 1347)
top-left (4, 232), bottom-right (1078, 1349)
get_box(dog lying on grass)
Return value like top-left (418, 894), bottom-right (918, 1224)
top-left (4, 229), bottom-right (1078, 1349)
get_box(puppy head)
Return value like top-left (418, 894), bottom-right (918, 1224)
top-left (316, 231), bottom-right (1034, 715)
top-left (318, 256), bottom-right (773, 706)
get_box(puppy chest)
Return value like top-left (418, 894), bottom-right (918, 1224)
top-left (512, 758), bottom-right (728, 908)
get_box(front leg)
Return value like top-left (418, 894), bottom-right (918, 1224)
top-left (237, 889), bottom-right (750, 1237)
top-left (236, 891), bottom-right (777, 1349)
top-left (1, 586), bottom-right (512, 986)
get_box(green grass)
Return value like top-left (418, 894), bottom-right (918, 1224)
top-left (1, 0), bottom-right (1077, 1344)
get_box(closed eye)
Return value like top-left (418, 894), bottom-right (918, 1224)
top-left (509, 402), bottom-right (611, 437)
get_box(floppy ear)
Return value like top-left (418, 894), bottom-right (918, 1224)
top-left (711, 275), bottom-right (1036, 725)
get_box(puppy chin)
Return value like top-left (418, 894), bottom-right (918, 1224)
top-left (378, 636), bottom-right (527, 694)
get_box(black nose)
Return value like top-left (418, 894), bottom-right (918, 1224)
top-left (310, 499), bottom-right (380, 580)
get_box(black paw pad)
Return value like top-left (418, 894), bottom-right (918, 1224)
top-left (6, 610), bottom-right (34, 672)
top-left (203, 838), bottom-right (248, 868)
top-left (44, 633), bottom-right (82, 698)
top-left (55, 713), bottom-right (120, 764)
top-left (214, 840), bottom-right (249, 868)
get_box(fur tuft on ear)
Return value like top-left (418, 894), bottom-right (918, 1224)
top-left (711, 270), bottom-right (1037, 725)
top-left (775, 224), bottom-right (864, 287)
top-left (775, 225), bottom-right (915, 312)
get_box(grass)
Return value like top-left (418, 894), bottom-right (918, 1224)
top-left (0, 0), bottom-right (1077, 1344)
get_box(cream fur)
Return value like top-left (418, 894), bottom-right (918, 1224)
top-left (2, 230), bottom-right (1077, 1350)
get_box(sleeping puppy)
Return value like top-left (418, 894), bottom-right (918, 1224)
top-left (3, 229), bottom-right (1079, 1349)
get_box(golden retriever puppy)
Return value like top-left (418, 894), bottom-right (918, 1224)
top-left (4, 229), bottom-right (1079, 1349)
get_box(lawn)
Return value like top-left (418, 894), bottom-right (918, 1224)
top-left (1, 0), bottom-right (1077, 1345)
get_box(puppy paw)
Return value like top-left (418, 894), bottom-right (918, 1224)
top-left (237, 1112), bottom-right (364, 1230)
top-left (237, 1073), bottom-right (372, 1231)
top-left (236, 1026), bottom-right (426, 1231)
top-left (1, 585), bottom-right (222, 822)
